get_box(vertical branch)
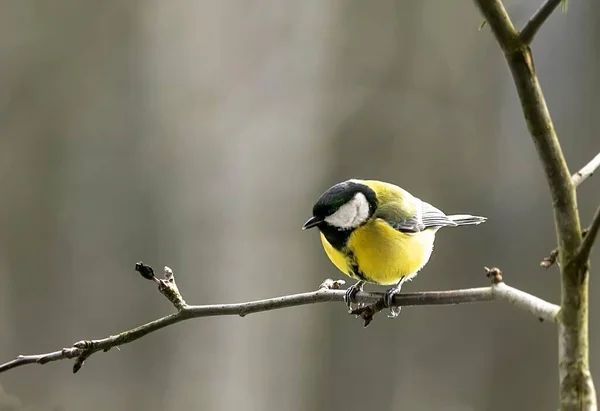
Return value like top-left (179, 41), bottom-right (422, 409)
top-left (474, 0), bottom-right (597, 409)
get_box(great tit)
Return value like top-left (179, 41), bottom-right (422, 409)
top-left (302, 179), bottom-right (486, 317)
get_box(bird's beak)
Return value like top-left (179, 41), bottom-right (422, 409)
top-left (302, 216), bottom-right (323, 230)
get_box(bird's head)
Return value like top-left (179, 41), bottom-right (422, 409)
top-left (302, 179), bottom-right (378, 231)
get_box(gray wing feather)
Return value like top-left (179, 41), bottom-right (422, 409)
top-left (420, 201), bottom-right (457, 229)
top-left (392, 201), bottom-right (456, 233)
top-left (392, 217), bottom-right (424, 233)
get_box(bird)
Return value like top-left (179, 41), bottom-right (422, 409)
top-left (302, 179), bottom-right (487, 317)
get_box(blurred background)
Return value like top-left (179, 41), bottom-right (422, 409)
top-left (0, 1), bottom-right (598, 410)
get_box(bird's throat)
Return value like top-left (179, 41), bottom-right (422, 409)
top-left (319, 224), bottom-right (352, 251)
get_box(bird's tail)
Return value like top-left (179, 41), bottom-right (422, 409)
top-left (447, 214), bottom-right (487, 226)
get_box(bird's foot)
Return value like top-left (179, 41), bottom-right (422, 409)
top-left (343, 281), bottom-right (365, 310)
top-left (348, 280), bottom-right (406, 326)
top-left (383, 287), bottom-right (402, 319)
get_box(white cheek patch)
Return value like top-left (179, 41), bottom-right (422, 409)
top-left (324, 192), bottom-right (370, 229)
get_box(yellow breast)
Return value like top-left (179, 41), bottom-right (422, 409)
top-left (320, 218), bottom-right (436, 286)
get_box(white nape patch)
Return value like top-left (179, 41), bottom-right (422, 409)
top-left (324, 192), bottom-right (370, 229)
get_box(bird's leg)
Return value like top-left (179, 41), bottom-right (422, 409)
top-left (344, 280), bottom-right (365, 310)
top-left (383, 276), bottom-right (407, 318)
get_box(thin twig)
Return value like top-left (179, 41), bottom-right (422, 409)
top-left (540, 248), bottom-right (560, 269)
top-left (572, 152), bottom-right (600, 188)
top-left (0, 264), bottom-right (560, 374)
top-left (520, 0), bottom-right (564, 45)
top-left (492, 280), bottom-right (557, 320)
top-left (575, 205), bottom-right (600, 263)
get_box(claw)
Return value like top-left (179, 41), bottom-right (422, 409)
top-left (382, 288), bottom-right (396, 308)
top-left (387, 305), bottom-right (402, 318)
top-left (343, 280), bottom-right (365, 310)
top-left (382, 277), bottom-right (407, 319)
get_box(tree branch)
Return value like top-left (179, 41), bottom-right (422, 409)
top-left (541, 153), bottom-right (600, 268)
top-left (520, 0), bottom-right (564, 45)
top-left (488, 269), bottom-right (560, 321)
top-left (474, 0), bottom-right (596, 409)
top-left (572, 152), bottom-right (600, 188)
top-left (0, 263), bottom-right (559, 374)
top-left (575, 204), bottom-right (600, 263)
top-left (476, 0), bottom-right (582, 253)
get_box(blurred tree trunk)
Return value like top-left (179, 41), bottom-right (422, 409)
top-left (0, 2), bottom-right (168, 410)
top-left (140, 2), bottom-right (336, 410)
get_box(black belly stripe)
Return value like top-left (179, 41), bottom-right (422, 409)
top-left (351, 265), bottom-right (368, 282)
top-left (318, 224), bottom-right (371, 282)
top-left (346, 249), bottom-right (369, 282)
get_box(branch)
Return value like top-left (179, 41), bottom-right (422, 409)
top-left (474, 0), bottom-right (596, 408)
top-left (486, 268), bottom-right (560, 322)
top-left (575, 204), bottom-right (600, 263)
top-left (520, 0), bottom-right (564, 45)
top-left (477, 0), bottom-right (582, 257)
top-left (541, 153), bottom-right (600, 268)
top-left (572, 152), bottom-right (600, 188)
top-left (475, 0), bottom-right (580, 252)
top-left (0, 263), bottom-right (559, 374)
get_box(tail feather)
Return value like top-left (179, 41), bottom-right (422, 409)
top-left (448, 214), bottom-right (487, 226)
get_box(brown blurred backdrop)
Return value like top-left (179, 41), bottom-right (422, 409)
top-left (0, 1), bottom-right (598, 410)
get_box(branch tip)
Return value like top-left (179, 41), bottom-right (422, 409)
top-left (484, 267), bottom-right (503, 284)
top-left (540, 249), bottom-right (559, 269)
top-left (520, 0), bottom-right (564, 45)
top-left (139, 263), bottom-right (187, 310)
top-left (571, 152), bottom-right (600, 188)
top-left (135, 261), bottom-right (155, 280)
top-left (544, 217), bottom-right (598, 270)
top-left (73, 358), bottom-right (85, 374)
top-left (319, 278), bottom-right (346, 290)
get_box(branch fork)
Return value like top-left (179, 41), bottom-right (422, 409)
top-left (540, 154), bottom-right (600, 269)
top-left (135, 262), bottom-right (187, 310)
top-left (474, 0), bottom-right (598, 408)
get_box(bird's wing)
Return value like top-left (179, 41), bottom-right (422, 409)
top-left (419, 201), bottom-right (457, 229)
top-left (374, 200), bottom-right (423, 233)
top-left (375, 200), bottom-right (456, 233)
